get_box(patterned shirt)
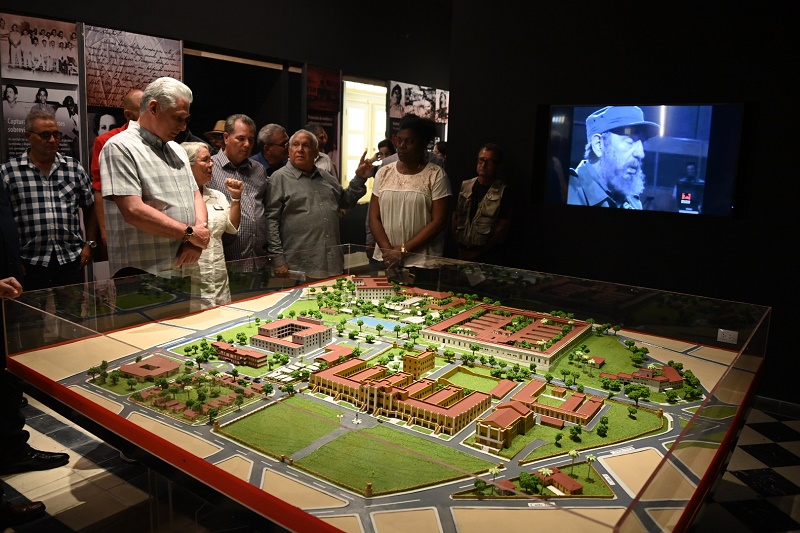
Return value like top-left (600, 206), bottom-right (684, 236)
top-left (208, 151), bottom-right (269, 264)
top-left (100, 122), bottom-right (198, 277)
top-left (266, 162), bottom-right (366, 278)
top-left (1, 151), bottom-right (93, 267)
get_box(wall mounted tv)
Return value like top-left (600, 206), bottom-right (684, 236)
top-left (546, 104), bottom-right (744, 216)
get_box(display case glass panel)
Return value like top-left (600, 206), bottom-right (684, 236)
top-left (3, 245), bottom-right (770, 532)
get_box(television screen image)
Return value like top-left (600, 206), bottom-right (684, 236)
top-left (546, 104), bottom-right (744, 216)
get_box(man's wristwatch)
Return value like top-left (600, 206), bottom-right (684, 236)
top-left (183, 226), bottom-right (193, 242)
top-left (85, 240), bottom-right (97, 249)
top-left (401, 244), bottom-right (407, 254)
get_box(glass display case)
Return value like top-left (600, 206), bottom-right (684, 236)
top-left (2, 245), bottom-right (771, 532)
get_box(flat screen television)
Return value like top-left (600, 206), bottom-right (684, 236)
top-left (545, 104), bottom-right (744, 216)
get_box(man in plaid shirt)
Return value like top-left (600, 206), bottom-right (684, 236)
top-left (1, 110), bottom-right (97, 292)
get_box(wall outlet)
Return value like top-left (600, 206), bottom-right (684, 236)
top-left (717, 328), bottom-right (739, 344)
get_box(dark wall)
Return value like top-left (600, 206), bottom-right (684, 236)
top-left (447, 3), bottom-right (795, 400)
top-left (182, 54), bottom-right (302, 139)
top-left (7, 2), bottom-right (794, 401)
top-left (13, 1), bottom-right (452, 90)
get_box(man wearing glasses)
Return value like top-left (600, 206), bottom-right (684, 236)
top-left (1, 110), bottom-right (97, 292)
top-left (451, 143), bottom-right (512, 265)
top-left (251, 123), bottom-right (289, 177)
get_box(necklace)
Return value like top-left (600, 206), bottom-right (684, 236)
top-left (399, 161), bottom-right (424, 175)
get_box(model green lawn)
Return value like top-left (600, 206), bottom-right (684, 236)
top-left (464, 461), bottom-right (613, 498)
top-left (220, 395), bottom-right (494, 494)
top-left (463, 395), bottom-right (666, 461)
top-left (443, 368), bottom-right (499, 393)
top-left (297, 425), bottom-right (492, 493)
top-left (115, 290), bottom-right (173, 309)
top-left (90, 354), bottom-right (184, 394)
top-left (520, 399), bottom-right (665, 462)
top-left (546, 333), bottom-right (684, 403)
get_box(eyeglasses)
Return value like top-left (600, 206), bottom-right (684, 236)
top-left (289, 142), bottom-right (314, 151)
top-left (477, 157), bottom-right (497, 165)
top-left (268, 140), bottom-right (290, 149)
top-left (27, 130), bottom-right (63, 141)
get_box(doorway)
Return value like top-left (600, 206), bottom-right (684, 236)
top-left (341, 80), bottom-right (387, 202)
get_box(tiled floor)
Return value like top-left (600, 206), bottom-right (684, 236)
top-left (1, 395), bottom-right (284, 532)
top-left (3, 396), bottom-right (800, 532)
top-left (689, 404), bottom-right (800, 533)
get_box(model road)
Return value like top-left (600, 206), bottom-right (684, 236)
top-left (59, 286), bottom-right (719, 532)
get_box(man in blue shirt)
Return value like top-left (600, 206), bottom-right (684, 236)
top-left (251, 123), bottom-right (288, 177)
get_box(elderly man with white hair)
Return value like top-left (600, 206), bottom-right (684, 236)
top-left (101, 77), bottom-right (210, 278)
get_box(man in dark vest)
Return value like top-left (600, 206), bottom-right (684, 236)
top-left (452, 143), bottom-right (512, 265)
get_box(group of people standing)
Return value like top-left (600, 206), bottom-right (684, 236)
top-left (0, 74), bottom-right (519, 329)
top-left (0, 74), bottom-right (516, 525)
top-left (1, 18), bottom-right (78, 75)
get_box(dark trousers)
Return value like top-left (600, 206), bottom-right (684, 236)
top-left (13, 251), bottom-right (85, 350)
top-left (23, 251), bottom-right (83, 292)
top-left (1, 302), bottom-right (28, 464)
top-left (0, 370), bottom-right (28, 465)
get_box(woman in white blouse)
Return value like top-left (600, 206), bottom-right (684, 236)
top-left (181, 142), bottom-right (242, 308)
top-left (369, 114), bottom-right (451, 278)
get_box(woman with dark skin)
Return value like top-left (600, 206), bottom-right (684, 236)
top-left (369, 114), bottom-right (451, 274)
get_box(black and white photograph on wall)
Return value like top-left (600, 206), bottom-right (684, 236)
top-left (86, 105), bottom-right (125, 155)
top-left (0, 13), bottom-right (79, 84)
top-left (388, 80), bottom-right (448, 141)
top-left (387, 80), bottom-right (439, 120)
top-left (84, 25), bottom-right (182, 107)
top-left (1, 83), bottom-right (80, 160)
top-left (435, 89), bottom-right (449, 123)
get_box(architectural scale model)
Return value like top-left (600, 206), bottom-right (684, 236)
top-left (13, 273), bottom-right (745, 533)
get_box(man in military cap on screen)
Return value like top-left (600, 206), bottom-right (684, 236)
top-left (567, 106), bottom-right (660, 209)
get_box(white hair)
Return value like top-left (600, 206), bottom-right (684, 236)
top-left (140, 77), bottom-right (193, 114)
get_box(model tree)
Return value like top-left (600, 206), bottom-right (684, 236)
top-left (586, 454), bottom-right (597, 480)
top-left (568, 449), bottom-right (579, 474)
top-left (537, 467), bottom-right (553, 489)
top-left (469, 343), bottom-right (481, 358)
top-left (519, 471), bottom-right (535, 494)
top-left (488, 466), bottom-right (502, 494)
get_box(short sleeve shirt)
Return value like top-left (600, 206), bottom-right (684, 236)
top-left (100, 122), bottom-right (198, 276)
top-left (1, 151), bottom-right (93, 267)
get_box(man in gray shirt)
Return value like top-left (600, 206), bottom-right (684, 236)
top-left (266, 129), bottom-right (372, 279)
